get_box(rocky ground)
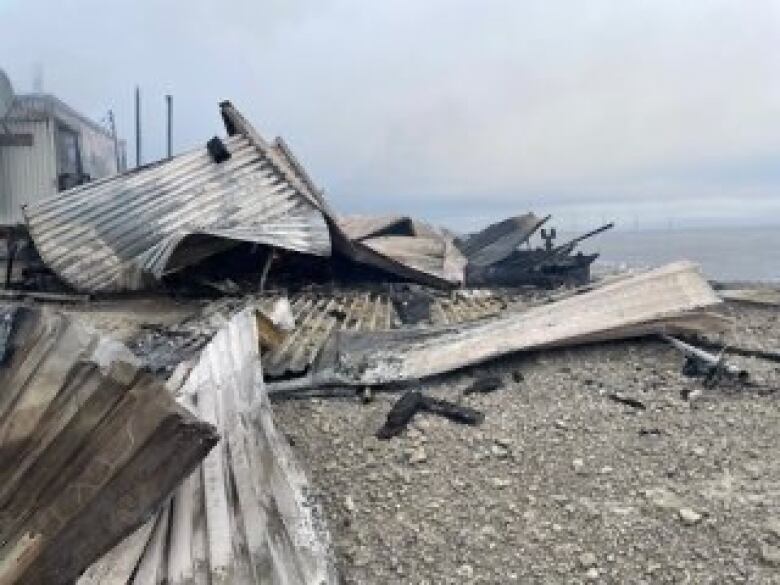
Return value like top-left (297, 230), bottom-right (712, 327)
top-left (274, 301), bottom-right (780, 584)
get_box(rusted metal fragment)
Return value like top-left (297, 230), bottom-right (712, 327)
top-left (313, 262), bottom-right (729, 385)
top-left (0, 307), bottom-right (217, 585)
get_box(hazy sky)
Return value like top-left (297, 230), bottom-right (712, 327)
top-left (1, 0), bottom-right (779, 230)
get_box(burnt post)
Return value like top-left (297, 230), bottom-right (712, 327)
top-left (541, 227), bottom-right (557, 251)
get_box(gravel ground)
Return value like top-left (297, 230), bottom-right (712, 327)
top-left (274, 302), bottom-right (780, 584)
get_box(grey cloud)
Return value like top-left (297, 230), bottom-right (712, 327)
top-left (1, 0), bottom-right (779, 229)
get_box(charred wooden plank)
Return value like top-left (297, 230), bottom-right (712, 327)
top-left (0, 307), bottom-right (218, 585)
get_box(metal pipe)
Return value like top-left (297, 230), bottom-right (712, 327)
top-left (661, 334), bottom-right (748, 379)
top-left (165, 94), bottom-right (173, 159)
top-left (134, 86), bottom-right (141, 167)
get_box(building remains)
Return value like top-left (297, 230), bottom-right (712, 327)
top-left (0, 87), bottom-right (772, 585)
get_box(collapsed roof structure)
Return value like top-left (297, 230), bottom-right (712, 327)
top-left (3, 98), bottom-right (752, 585)
top-left (20, 103), bottom-right (467, 293)
top-left (22, 103), bottom-right (333, 292)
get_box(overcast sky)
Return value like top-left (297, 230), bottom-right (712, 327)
top-left (1, 0), bottom-right (779, 230)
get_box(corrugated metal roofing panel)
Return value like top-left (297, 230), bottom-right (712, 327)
top-left (23, 104), bottom-right (332, 292)
top-left (338, 215), bottom-right (413, 241)
top-left (253, 289), bottom-right (507, 378)
top-left (263, 291), bottom-right (397, 377)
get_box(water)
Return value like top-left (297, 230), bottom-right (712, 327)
top-left (572, 225), bottom-right (780, 283)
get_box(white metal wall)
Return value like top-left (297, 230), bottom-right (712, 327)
top-left (0, 95), bottom-right (122, 226)
top-left (0, 118), bottom-right (57, 225)
top-left (79, 122), bottom-right (119, 179)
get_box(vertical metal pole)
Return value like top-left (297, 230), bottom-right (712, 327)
top-left (135, 86), bottom-right (141, 167)
top-left (107, 109), bottom-right (120, 173)
top-left (165, 94), bottom-right (173, 159)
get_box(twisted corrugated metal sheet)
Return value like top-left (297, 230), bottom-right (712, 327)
top-left (457, 213), bottom-right (548, 267)
top-left (23, 106), bottom-right (331, 292)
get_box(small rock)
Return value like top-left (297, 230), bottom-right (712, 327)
top-left (491, 443), bottom-right (510, 458)
top-left (490, 477), bottom-right (512, 489)
top-left (494, 437), bottom-right (513, 448)
top-left (408, 446), bottom-right (427, 464)
top-left (743, 462), bottom-right (762, 480)
top-left (344, 495), bottom-right (356, 514)
top-left (456, 564), bottom-right (474, 578)
top-left (578, 552), bottom-right (598, 569)
top-left (572, 458), bottom-right (585, 474)
top-left (580, 499), bottom-right (600, 521)
top-left (646, 562), bottom-right (661, 574)
top-left (760, 543), bottom-right (780, 566)
top-left (678, 508), bottom-right (702, 525)
top-left (691, 446), bottom-right (706, 457)
top-left (406, 427), bottom-right (423, 441)
top-left (585, 567), bottom-right (599, 580)
top-left (644, 487), bottom-right (683, 510)
top-left (766, 518), bottom-right (780, 539)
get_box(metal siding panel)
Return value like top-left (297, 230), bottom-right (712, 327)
top-left (1, 93), bottom-right (120, 226)
top-left (0, 119), bottom-right (57, 225)
top-left (78, 121), bottom-right (120, 178)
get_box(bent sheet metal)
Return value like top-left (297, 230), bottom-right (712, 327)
top-left (23, 102), bottom-right (331, 293)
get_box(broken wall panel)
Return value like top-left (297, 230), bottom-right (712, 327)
top-left (355, 234), bottom-right (467, 288)
top-left (333, 215), bottom-right (467, 288)
top-left (314, 262), bottom-right (728, 385)
top-left (0, 305), bottom-right (217, 585)
top-left (81, 308), bottom-right (339, 584)
top-left (23, 103), bottom-right (331, 293)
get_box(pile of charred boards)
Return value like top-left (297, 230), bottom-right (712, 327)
top-left (0, 102), bottom-right (760, 585)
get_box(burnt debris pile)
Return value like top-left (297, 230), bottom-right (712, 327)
top-left (0, 101), bottom-right (771, 585)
